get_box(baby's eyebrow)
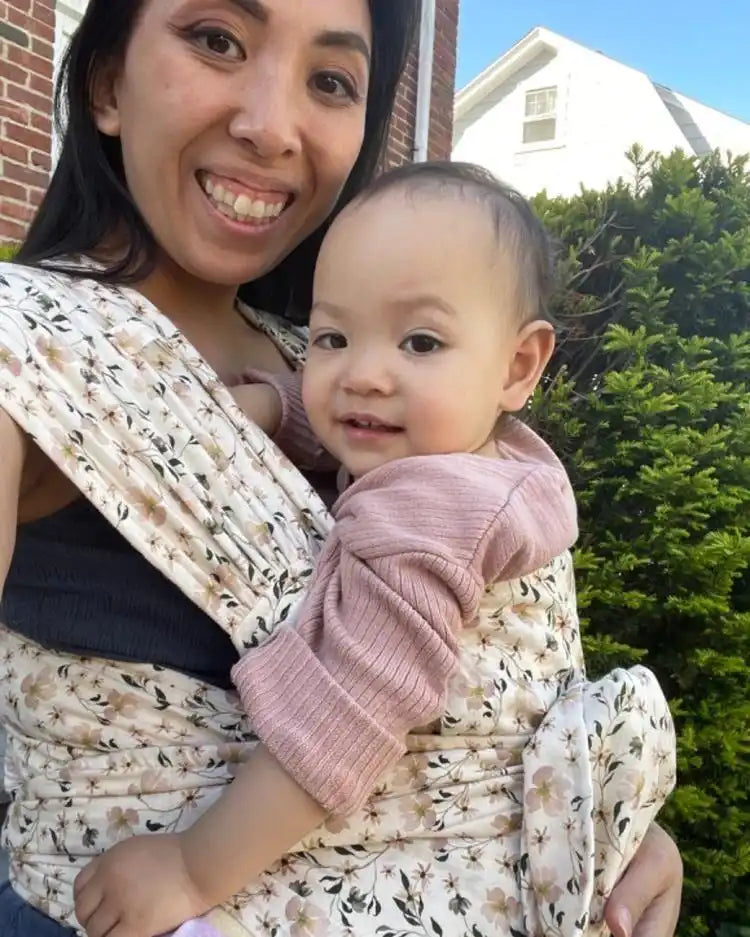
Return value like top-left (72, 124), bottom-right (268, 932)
top-left (391, 295), bottom-right (458, 318)
top-left (310, 301), bottom-right (350, 321)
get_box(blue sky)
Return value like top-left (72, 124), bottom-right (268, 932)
top-left (456, 1), bottom-right (750, 123)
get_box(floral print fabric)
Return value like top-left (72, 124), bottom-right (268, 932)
top-left (0, 264), bottom-right (676, 936)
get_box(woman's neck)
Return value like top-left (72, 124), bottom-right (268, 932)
top-left (128, 254), bottom-right (291, 385)
top-left (136, 257), bottom-right (239, 336)
top-left (132, 257), bottom-right (256, 382)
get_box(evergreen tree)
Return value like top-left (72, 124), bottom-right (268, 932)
top-left (531, 147), bottom-right (749, 937)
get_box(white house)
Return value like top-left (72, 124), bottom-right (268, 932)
top-left (453, 27), bottom-right (750, 197)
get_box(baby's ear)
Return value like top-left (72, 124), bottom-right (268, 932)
top-left (500, 320), bottom-right (555, 412)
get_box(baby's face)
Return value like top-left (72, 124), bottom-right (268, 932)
top-left (302, 190), bottom-right (527, 478)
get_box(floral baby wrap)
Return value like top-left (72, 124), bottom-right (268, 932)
top-left (0, 263), bottom-right (676, 937)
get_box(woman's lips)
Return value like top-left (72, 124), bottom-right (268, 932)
top-left (197, 170), bottom-right (293, 225)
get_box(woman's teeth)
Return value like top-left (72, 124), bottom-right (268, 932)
top-left (200, 175), bottom-right (287, 224)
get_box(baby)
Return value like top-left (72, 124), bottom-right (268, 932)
top-left (75, 163), bottom-right (676, 937)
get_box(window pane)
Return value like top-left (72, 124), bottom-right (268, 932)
top-left (524, 92), bottom-right (541, 117)
top-left (524, 87), bottom-right (557, 117)
top-left (522, 118), bottom-right (557, 144)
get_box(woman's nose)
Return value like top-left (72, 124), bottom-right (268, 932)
top-left (228, 60), bottom-right (303, 160)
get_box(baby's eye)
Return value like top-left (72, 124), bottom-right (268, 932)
top-left (401, 334), bottom-right (444, 355)
top-left (312, 331), bottom-right (348, 350)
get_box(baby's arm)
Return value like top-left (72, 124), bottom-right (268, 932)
top-left (230, 369), bottom-right (337, 470)
top-left (233, 453), bottom-right (578, 814)
top-left (179, 745), bottom-right (326, 909)
top-left (228, 383), bottom-right (282, 436)
top-left (73, 748), bottom-right (326, 937)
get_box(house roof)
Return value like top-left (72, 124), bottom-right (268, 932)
top-left (455, 26), bottom-right (750, 156)
top-left (454, 27), bottom-right (556, 120)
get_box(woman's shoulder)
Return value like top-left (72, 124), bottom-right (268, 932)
top-left (0, 258), bottom-right (110, 313)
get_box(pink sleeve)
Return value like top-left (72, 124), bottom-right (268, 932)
top-left (231, 453), bottom-right (578, 815)
top-left (240, 368), bottom-right (338, 471)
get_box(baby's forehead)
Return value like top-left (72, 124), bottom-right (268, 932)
top-left (331, 187), bottom-right (508, 270)
top-left (346, 182), bottom-right (495, 227)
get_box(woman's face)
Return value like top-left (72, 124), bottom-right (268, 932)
top-left (94, 0), bottom-right (372, 287)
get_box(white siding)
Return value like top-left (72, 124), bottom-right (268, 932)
top-left (454, 33), bottom-right (750, 198)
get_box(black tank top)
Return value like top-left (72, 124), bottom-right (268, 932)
top-left (2, 499), bottom-right (238, 689)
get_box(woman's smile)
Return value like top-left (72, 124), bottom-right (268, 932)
top-left (196, 170), bottom-right (293, 229)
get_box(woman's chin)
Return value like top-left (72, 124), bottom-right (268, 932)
top-left (167, 243), bottom-right (285, 293)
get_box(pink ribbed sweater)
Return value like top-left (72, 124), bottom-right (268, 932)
top-left (231, 373), bottom-right (578, 815)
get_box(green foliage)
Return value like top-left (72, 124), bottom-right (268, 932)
top-left (531, 147), bottom-right (749, 937)
top-left (0, 244), bottom-right (17, 262)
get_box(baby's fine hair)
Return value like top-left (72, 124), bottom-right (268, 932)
top-left (358, 160), bottom-right (557, 324)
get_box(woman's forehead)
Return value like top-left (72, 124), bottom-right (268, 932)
top-left (150, 0), bottom-right (372, 38)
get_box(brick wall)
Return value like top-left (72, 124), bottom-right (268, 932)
top-left (383, 0), bottom-right (460, 168)
top-left (0, 0), bottom-right (54, 243)
top-left (0, 0), bottom-right (460, 243)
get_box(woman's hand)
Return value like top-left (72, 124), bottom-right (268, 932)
top-left (605, 824), bottom-right (682, 937)
top-left (74, 833), bottom-right (209, 937)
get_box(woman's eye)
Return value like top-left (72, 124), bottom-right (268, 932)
top-left (313, 332), bottom-right (348, 350)
top-left (192, 29), bottom-right (244, 61)
top-left (311, 71), bottom-right (360, 103)
top-left (401, 334), bottom-right (444, 355)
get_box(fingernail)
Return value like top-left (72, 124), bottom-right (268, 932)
top-left (614, 908), bottom-right (633, 937)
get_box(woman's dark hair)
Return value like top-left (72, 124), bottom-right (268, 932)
top-left (15, 0), bottom-right (419, 321)
top-left (358, 160), bottom-right (558, 325)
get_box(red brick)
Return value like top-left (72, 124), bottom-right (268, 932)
top-left (30, 147), bottom-right (50, 169)
top-left (4, 118), bottom-right (49, 151)
top-left (29, 111), bottom-right (51, 134)
top-left (0, 178), bottom-right (27, 201)
top-left (31, 1), bottom-right (54, 28)
top-left (3, 159), bottom-right (48, 187)
top-left (28, 71), bottom-right (52, 96)
top-left (0, 216), bottom-right (28, 242)
top-left (0, 137), bottom-right (28, 162)
top-left (6, 79), bottom-right (50, 114)
top-left (0, 59), bottom-right (29, 86)
top-left (31, 36), bottom-right (54, 59)
top-left (0, 197), bottom-right (34, 222)
top-left (6, 43), bottom-right (52, 80)
top-left (6, 6), bottom-right (52, 41)
top-left (0, 101), bottom-right (28, 124)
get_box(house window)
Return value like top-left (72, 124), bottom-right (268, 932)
top-left (523, 86), bottom-right (557, 144)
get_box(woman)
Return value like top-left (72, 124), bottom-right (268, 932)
top-left (0, 1), bottom-right (682, 935)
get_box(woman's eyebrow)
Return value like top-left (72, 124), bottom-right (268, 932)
top-left (228, 0), bottom-right (269, 23)
top-left (227, 0), bottom-right (370, 66)
top-left (315, 30), bottom-right (371, 67)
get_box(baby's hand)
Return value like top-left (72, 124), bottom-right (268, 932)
top-left (74, 833), bottom-right (209, 937)
top-left (230, 383), bottom-right (283, 436)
